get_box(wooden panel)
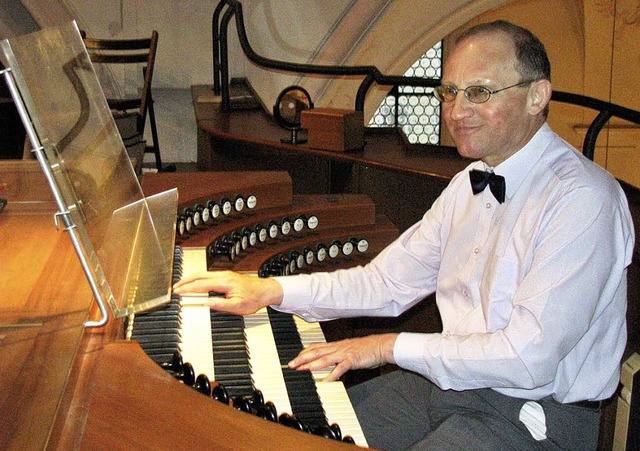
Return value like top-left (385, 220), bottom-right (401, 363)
top-left (0, 212), bottom-right (93, 451)
top-left (78, 341), bottom-right (356, 451)
top-left (141, 170), bottom-right (294, 212)
top-left (208, 134), bottom-right (334, 195)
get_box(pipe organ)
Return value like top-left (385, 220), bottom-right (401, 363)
top-left (133, 170), bottom-right (399, 447)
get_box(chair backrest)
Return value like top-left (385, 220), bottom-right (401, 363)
top-left (83, 31), bottom-right (159, 129)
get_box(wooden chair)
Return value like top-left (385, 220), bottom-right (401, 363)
top-left (83, 30), bottom-right (173, 172)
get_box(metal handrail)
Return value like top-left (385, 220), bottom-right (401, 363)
top-left (550, 91), bottom-right (640, 161)
top-left (212, 0), bottom-right (438, 112)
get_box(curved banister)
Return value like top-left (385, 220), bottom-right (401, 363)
top-left (213, 0), bottom-right (439, 112)
top-left (211, 1), bottom-right (226, 95)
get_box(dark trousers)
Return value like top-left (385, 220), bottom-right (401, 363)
top-left (347, 370), bottom-right (601, 450)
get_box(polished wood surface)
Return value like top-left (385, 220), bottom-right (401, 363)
top-left (192, 84), bottom-right (470, 181)
top-left (141, 170), bottom-right (294, 213)
top-left (0, 210), bottom-right (94, 450)
top-left (77, 341), bottom-right (358, 451)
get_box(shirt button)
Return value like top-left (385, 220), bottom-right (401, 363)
top-left (473, 247), bottom-right (480, 254)
top-left (443, 330), bottom-right (451, 337)
top-left (485, 203), bottom-right (492, 209)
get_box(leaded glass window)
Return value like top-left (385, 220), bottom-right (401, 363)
top-left (369, 41), bottom-right (442, 145)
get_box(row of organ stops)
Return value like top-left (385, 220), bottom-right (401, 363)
top-left (158, 351), bottom-right (354, 443)
top-left (176, 193), bottom-right (258, 237)
top-left (259, 237), bottom-right (370, 277)
top-left (208, 214), bottom-right (320, 262)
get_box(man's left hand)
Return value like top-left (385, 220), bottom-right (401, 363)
top-left (288, 334), bottom-right (399, 381)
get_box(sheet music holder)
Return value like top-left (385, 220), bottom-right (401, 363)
top-left (0, 22), bottom-right (178, 325)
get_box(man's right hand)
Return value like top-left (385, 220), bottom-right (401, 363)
top-left (173, 270), bottom-right (283, 315)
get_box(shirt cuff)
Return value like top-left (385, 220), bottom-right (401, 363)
top-left (394, 332), bottom-right (431, 376)
top-left (272, 274), bottom-right (313, 312)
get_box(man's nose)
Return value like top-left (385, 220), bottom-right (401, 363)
top-left (446, 93), bottom-right (474, 120)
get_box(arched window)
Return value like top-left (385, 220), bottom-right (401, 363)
top-left (369, 41), bottom-right (442, 145)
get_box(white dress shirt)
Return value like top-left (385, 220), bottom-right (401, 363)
top-left (275, 123), bottom-right (635, 403)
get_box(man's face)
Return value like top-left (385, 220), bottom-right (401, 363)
top-left (440, 32), bottom-right (542, 167)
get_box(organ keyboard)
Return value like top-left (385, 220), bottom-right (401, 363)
top-left (107, 170), bottom-right (400, 448)
top-left (1, 24), bottom-right (400, 449)
top-left (166, 247), bottom-right (368, 446)
top-left (129, 244), bottom-right (368, 445)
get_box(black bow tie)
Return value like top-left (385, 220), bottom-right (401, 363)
top-left (469, 169), bottom-right (506, 203)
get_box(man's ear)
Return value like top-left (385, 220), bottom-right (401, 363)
top-left (527, 79), bottom-right (552, 115)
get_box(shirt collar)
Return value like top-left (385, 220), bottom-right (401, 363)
top-left (485, 123), bottom-right (554, 201)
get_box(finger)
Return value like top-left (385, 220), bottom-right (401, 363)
top-left (298, 357), bottom-right (341, 374)
top-left (179, 296), bottom-right (239, 314)
top-left (323, 361), bottom-right (351, 382)
top-left (173, 279), bottom-right (223, 294)
top-left (172, 271), bottom-right (212, 288)
top-left (204, 296), bottom-right (242, 313)
top-left (174, 271), bottom-right (232, 294)
top-left (288, 342), bottom-right (333, 368)
top-left (206, 294), bottom-right (267, 316)
top-left (292, 351), bottom-right (346, 375)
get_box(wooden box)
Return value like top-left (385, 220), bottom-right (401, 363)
top-left (301, 108), bottom-right (364, 152)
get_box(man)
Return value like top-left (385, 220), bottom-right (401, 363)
top-left (174, 20), bottom-right (635, 449)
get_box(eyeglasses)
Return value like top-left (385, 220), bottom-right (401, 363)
top-left (433, 80), bottom-right (533, 104)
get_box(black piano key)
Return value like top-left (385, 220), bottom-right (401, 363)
top-left (132, 332), bottom-right (180, 344)
top-left (210, 331), bottom-right (245, 340)
top-left (131, 318), bottom-right (179, 328)
top-left (129, 291), bottom-right (181, 358)
top-left (133, 326), bottom-right (180, 336)
top-left (226, 386), bottom-right (255, 399)
top-left (216, 340), bottom-right (247, 352)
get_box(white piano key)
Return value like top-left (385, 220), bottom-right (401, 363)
top-left (180, 247), bottom-right (208, 276)
top-left (316, 382), bottom-right (368, 447)
top-left (179, 304), bottom-right (215, 380)
top-left (177, 248), bottom-right (216, 380)
top-left (293, 314), bottom-right (332, 380)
